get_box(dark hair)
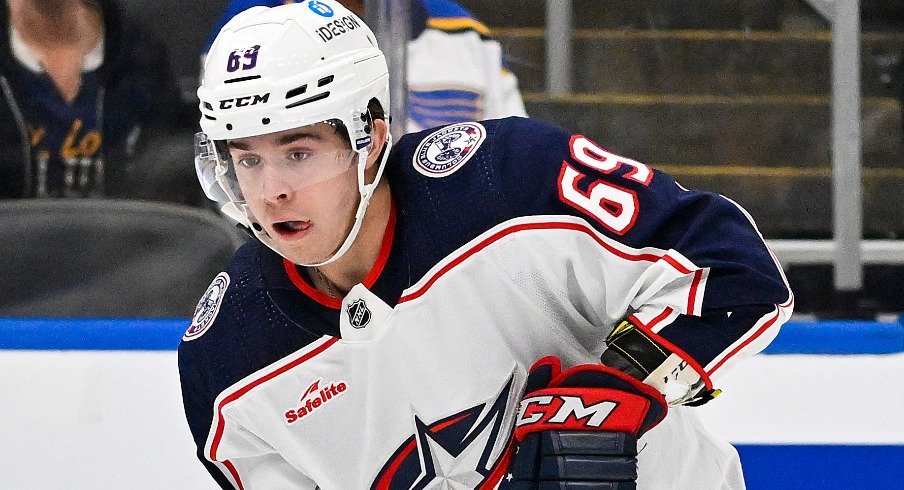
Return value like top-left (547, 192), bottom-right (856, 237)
top-left (332, 98), bottom-right (386, 146)
top-left (366, 97), bottom-right (386, 122)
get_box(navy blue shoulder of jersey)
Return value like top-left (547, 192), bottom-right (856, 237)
top-left (177, 239), bottom-right (338, 486)
top-left (178, 239), bottom-right (338, 392)
top-left (389, 116), bottom-right (791, 363)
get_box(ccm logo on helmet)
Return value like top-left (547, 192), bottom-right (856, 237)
top-left (316, 15), bottom-right (361, 42)
top-left (516, 395), bottom-right (617, 428)
top-left (218, 93), bottom-right (270, 110)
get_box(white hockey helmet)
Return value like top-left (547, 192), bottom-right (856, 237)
top-left (195, 0), bottom-right (391, 266)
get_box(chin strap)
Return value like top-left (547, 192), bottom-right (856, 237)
top-left (220, 202), bottom-right (247, 225)
top-left (304, 132), bottom-right (392, 266)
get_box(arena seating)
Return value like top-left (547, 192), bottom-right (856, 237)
top-left (0, 199), bottom-right (247, 317)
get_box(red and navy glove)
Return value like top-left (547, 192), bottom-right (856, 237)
top-left (501, 356), bottom-right (668, 489)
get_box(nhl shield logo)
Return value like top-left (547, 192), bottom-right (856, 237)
top-left (413, 122), bottom-right (486, 178)
top-left (346, 299), bottom-right (371, 329)
top-left (184, 272), bottom-right (230, 341)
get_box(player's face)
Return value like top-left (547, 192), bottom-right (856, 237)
top-left (228, 123), bottom-right (360, 264)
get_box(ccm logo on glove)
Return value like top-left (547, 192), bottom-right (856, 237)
top-left (514, 386), bottom-right (655, 441)
top-left (518, 394), bottom-right (616, 428)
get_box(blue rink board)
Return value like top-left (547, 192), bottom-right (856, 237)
top-left (0, 317), bottom-right (901, 354)
top-left (737, 445), bottom-right (904, 490)
top-left (1, 317), bottom-right (902, 488)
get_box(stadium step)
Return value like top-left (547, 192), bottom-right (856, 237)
top-left (522, 92), bottom-right (903, 238)
top-left (652, 166), bottom-right (904, 239)
top-left (497, 29), bottom-right (903, 97)
top-left (460, 0), bottom-right (791, 30)
top-left (522, 93), bottom-right (902, 170)
top-left (462, 0), bottom-right (901, 31)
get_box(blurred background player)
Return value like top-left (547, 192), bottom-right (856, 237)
top-left (203, 0), bottom-right (527, 132)
top-left (0, 0), bottom-right (196, 202)
top-left (180, 2), bottom-right (792, 488)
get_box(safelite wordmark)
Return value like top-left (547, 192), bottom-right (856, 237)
top-left (285, 378), bottom-right (347, 424)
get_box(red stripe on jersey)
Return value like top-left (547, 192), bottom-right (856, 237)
top-left (706, 306), bottom-right (781, 376)
top-left (628, 313), bottom-right (713, 391)
top-left (283, 200), bottom-right (397, 309)
top-left (208, 337), bottom-right (340, 463)
top-left (284, 260), bottom-right (343, 309)
top-left (661, 254), bottom-right (692, 274)
top-left (781, 294), bottom-right (794, 308)
top-left (222, 460), bottom-right (244, 490)
top-left (644, 306), bottom-right (675, 332)
top-left (399, 220), bottom-right (698, 303)
top-left (374, 442), bottom-right (417, 489)
top-left (687, 269), bottom-right (704, 315)
top-left (363, 199), bottom-right (397, 285)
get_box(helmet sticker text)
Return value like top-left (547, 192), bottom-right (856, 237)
top-left (316, 15), bottom-right (361, 42)
top-left (226, 45), bottom-right (261, 73)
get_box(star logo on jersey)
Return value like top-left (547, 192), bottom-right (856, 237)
top-left (413, 122), bottom-right (486, 178)
top-left (371, 376), bottom-right (515, 489)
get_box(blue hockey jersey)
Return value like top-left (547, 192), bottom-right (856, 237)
top-left (179, 117), bottom-right (792, 489)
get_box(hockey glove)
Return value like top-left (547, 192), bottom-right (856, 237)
top-left (502, 356), bottom-right (667, 489)
top-left (601, 319), bottom-right (720, 407)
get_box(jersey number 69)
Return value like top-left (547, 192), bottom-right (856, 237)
top-left (558, 135), bottom-right (654, 235)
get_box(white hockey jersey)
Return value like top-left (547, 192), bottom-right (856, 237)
top-left (179, 117), bottom-right (793, 489)
top-left (406, 6), bottom-right (527, 132)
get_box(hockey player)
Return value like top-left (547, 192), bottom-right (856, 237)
top-left (180, 2), bottom-right (793, 488)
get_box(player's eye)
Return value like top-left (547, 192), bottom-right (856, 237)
top-left (236, 155), bottom-right (260, 168)
top-left (287, 151), bottom-right (311, 162)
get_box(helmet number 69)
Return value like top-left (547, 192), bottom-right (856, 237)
top-left (227, 45), bottom-right (261, 73)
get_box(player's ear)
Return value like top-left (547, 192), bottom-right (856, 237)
top-left (366, 117), bottom-right (389, 168)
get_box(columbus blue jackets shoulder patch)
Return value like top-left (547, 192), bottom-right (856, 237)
top-left (413, 122), bottom-right (486, 177)
top-left (183, 272), bottom-right (230, 341)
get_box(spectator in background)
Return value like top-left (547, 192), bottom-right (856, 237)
top-left (0, 0), bottom-right (194, 201)
top-left (204, 0), bottom-right (527, 132)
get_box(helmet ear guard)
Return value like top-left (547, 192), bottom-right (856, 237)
top-left (195, 1), bottom-right (392, 266)
top-left (361, 109), bottom-right (372, 134)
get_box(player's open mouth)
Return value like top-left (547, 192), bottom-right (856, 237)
top-left (272, 220), bottom-right (312, 239)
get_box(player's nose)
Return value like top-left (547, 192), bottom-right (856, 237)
top-left (257, 164), bottom-right (295, 204)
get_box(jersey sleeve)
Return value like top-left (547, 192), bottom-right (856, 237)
top-left (492, 117), bottom-right (793, 381)
top-left (180, 325), bottom-right (319, 489)
top-left (178, 252), bottom-right (323, 489)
